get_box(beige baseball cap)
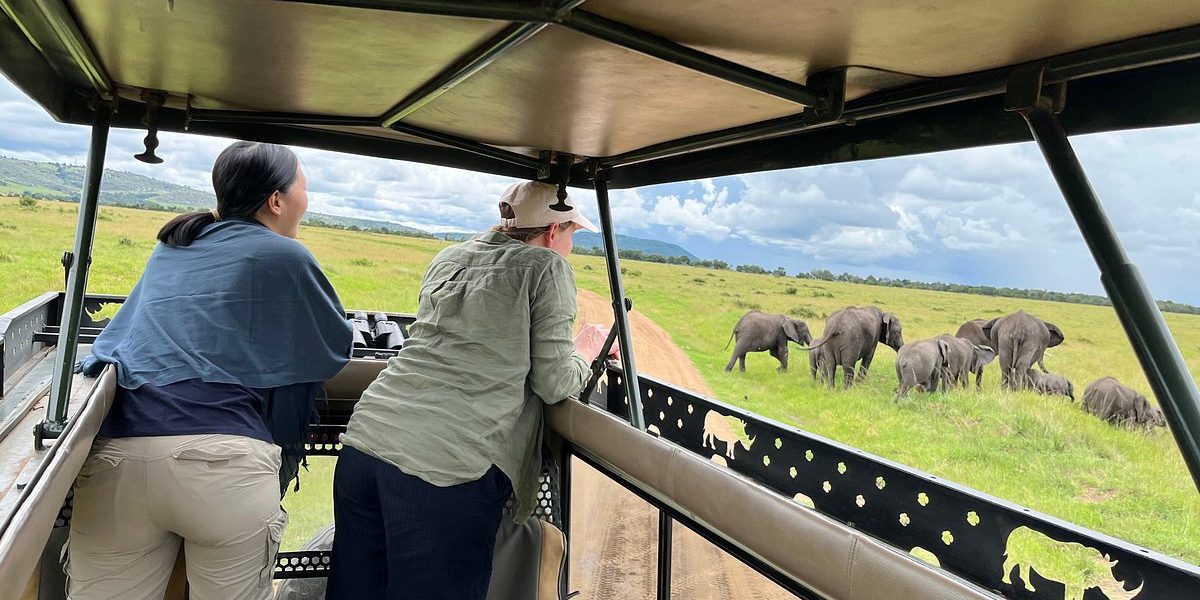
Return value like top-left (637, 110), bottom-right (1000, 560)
top-left (498, 181), bottom-right (600, 233)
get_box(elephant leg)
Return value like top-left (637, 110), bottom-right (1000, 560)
top-left (858, 346), bottom-right (879, 382)
top-left (725, 339), bottom-right (746, 372)
top-left (776, 344), bottom-right (789, 372)
top-left (974, 368), bottom-right (983, 389)
top-left (739, 355), bottom-right (746, 372)
top-left (1037, 357), bottom-right (1049, 373)
top-left (1014, 354), bottom-right (1036, 390)
top-left (841, 359), bottom-right (856, 389)
top-left (998, 344), bottom-right (1016, 390)
top-left (824, 356), bottom-right (838, 389)
top-left (724, 352), bottom-right (739, 372)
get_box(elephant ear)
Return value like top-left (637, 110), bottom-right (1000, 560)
top-left (783, 320), bottom-right (804, 345)
top-left (973, 345), bottom-right (997, 368)
top-left (881, 313), bottom-right (903, 348)
top-left (792, 319), bottom-right (812, 345)
top-left (1045, 321), bottom-right (1065, 347)
top-left (981, 317), bottom-right (1000, 344)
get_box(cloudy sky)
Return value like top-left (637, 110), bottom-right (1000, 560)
top-left (3, 75), bottom-right (1199, 303)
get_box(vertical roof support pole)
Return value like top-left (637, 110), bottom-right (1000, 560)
top-left (37, 102), bottom-right (111, 446)
top-left (591, 171), bottom-right (645, 430)
top-left (656, 511), bottom-right (673, 600)
top-left (1007, 68), bottom-right (1200, 492)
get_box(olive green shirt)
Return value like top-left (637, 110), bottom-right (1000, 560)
top-left (341, 230), bottom-right (590, 521)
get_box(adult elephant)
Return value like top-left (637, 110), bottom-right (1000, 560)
top-left (808, 306), bottom-right (904, 389)
top-left (955, 319), bottom-right (993, 350)
top-left (724, 310), bottom-right (812, 372)
top-left (958, 317), bottom-right (1051, 374)
top-left (937, 334), bottom-right (996, 389)
top-left (981, 311), bottom-right (1064, 390)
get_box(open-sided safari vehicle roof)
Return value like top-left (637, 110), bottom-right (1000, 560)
top-left (1, 1), bottom-right (1199, 599)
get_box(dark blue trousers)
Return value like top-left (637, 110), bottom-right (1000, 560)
top-left (327, 446), bottom-right (512, 600)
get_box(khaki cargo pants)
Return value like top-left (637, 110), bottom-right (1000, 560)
top-left (67, 434), bottom-right (288, 600)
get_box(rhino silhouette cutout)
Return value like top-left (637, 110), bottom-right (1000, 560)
top-left (86, 301), bottom-right (121, 325)
top-left (1001, 526), bottom-right (1143, 600)
top-left (702, 410), bottom-right (756, 459)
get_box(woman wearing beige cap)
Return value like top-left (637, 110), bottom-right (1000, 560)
top-left (328, 181), bottom-right (608, 599)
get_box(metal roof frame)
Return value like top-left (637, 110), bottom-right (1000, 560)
top-left (6, 1), bottom-right (1200, 188)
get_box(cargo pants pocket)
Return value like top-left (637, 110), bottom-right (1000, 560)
top-left (261, 507), bottom-right (289, 584)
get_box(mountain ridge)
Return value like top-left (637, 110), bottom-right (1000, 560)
top-left (0, 155), bottom-right (428, 235)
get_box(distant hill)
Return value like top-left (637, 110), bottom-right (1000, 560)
top-left (0, 156), bottom-right (429, 236)
top-left (434, 230), bottom-right (697, 260)
top-left (573, 232), bottom-right (697, 260)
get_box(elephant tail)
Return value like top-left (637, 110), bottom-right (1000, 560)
top-left (802, 330), bottom-right (838, 351)
top-left (724, 329), bottom-right (737, 350)
top-left (1008, 337), bottom-right (1021, 383)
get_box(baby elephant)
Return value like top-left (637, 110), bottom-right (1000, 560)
top-left (1030, 371), bottom-right (1075, 401)
top-left (1082, 376), bottom-right (1166, 429)
top-left (724, 310), bottom-right (812, 373)
top-left (894, 338), bottom-right (949, 397)
top-left (937, 334), bottom-right (996, 389)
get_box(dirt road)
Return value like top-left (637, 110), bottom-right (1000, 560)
top-left (570, 290), bottom-right (792, 600)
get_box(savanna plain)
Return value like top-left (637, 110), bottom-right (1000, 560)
top-left (2, 198), bottom-right (1197, 582)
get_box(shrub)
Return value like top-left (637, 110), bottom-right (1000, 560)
top-left (692, 277), bottom-right (706, 284)
top-left (582, 265), bottom-right (593, 271)
top-left (118, 237), bottom-right (136, 247)
top-left (784, 286), bottom-right (798, 295)
top-left (733, 298), bottom-right (762, 311)
top-left (788, 306), bottom-right (818, 319)
top-left (811, 291), bottom-right (834, 298)
top-left (18, 197), bottom-right (37, 209)
top-left (350, 258), bottom-right (375, 267)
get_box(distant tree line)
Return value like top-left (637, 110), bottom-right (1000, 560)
top-left (571, 245), bottom-right (1200, 315)
top-left (572, 245), bottom-right (729, 270)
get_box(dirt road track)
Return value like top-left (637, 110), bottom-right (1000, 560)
top-left (570, 290), bottom-right (792, 600)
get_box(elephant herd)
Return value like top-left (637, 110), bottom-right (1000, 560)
top-left (725, 307), bottom-right (1167, 431)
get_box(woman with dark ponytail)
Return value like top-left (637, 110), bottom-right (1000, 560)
top-left (69, 142), bottom-right (353, 600)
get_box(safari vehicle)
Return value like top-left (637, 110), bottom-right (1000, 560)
top-left (1, 1), bottom-right (1199, 599)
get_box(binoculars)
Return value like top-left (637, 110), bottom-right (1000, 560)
top-left (350, 312), bottom-right (407, 350)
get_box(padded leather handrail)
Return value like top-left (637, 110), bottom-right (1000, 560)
top-left (546, 399), bottom-right (1001, 600)
top-left (323, 358), bottom-right (387, 400)
top-left (0, 367), bottom-right (114, 593)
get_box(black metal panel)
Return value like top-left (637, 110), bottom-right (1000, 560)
top-left (275, 550), bottom-right (332, 579)
top-left (609, 369), bottom-right (1200, 600)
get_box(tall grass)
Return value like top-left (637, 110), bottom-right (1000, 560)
top-left (2, 198), bottom-right (1197, 571)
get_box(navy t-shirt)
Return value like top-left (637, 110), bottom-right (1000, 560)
top-left (99, 379), bottom-right (273, 442)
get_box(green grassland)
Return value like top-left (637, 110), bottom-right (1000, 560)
top-left (2, 198), bottom-right (1198, 577)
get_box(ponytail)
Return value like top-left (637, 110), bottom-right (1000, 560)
top-left (157, 210), bottom-right (217, 247)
